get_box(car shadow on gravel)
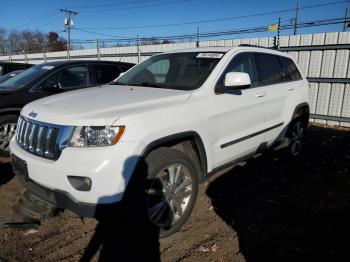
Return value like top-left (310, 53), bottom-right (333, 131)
top-left (81, 156), bottom-right (161, 262)
top-left (207, 126), bottom-right (350, 261)
top-left (0, 163), bottom-right (15, 186)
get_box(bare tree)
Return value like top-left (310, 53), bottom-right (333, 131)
top-left (0, 29), bottom-right (67, 55)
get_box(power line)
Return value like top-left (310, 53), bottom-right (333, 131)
top-left (67, 0), bottom-right (163, 9)
top-left (70, 17), bottom-right (350, 44)
top-left (16, 9), bottom-right (58, 29)
top-left (77, 0), bottom-right (192, 13)
top-left (73, 28), bottom-right (129, 39)
top-left (78, 0), bottom-right (350, 30)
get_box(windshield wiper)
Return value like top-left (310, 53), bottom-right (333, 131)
top-left (110, 81), bottom-right (128, 86)
top-left (138, 82), bottom-right (163, 88)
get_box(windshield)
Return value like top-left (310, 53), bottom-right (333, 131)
top-left (113, 52), bottom-right (224, 90)
top-left (0, 70), bottom-right (24, 84)
top-left (0, 64), bottom-right (54, 90)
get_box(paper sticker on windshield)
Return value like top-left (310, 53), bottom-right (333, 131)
top-left (196, 53), bottom-right (224, 59)
top-left (41, 65), bottom-right (55, 70)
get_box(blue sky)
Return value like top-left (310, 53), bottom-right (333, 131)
top-left (0, 0), bottom-right (349, 47)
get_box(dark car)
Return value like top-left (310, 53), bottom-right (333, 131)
top-left (0, 60), bottom-right (134, 161)
top-left (0, 70), bottom-right (24, 84)
top-left (0, 62), bottom-right (33, 76)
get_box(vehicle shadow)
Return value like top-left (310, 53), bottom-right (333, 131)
top-left (80, 156), bottom-right (161, 262)
top-left (207, 126), bottom-right (350, 261)
top-left (0, 163), bottom-right (15, 186)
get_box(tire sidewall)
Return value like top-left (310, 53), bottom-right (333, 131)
top-left (286, 118), bottom-right (307, 158)
top-left (145, 148), bottom-right (199, 238)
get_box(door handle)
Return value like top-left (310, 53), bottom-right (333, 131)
top-left (288, 87), bottom-right (294, 91)
top-left (256, 93), bottom-right (265, 98)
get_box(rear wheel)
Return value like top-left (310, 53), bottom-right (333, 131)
top-left (285, 118), bottom-right (307, 157)
top-left (143, 147), bottom-right (199, 237)
top-left (0, 115), bottom-right (18, 159)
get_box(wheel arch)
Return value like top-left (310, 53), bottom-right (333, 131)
top-left (292, 102), bottom-right (310, 122)
top-left (139, 131), bottom-right (208, 182)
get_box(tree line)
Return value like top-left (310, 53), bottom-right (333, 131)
top-left (0, 28), bottom-right (67, 56)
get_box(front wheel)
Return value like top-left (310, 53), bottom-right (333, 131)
top-left (0, 115), bottom-right (18, 159)
top-left (144, 147), bottom-right (199, 237)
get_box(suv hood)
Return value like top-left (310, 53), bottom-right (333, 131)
top-left (22, 84), bottom-right (191, 126)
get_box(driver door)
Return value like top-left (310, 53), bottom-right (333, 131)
top-left (209, 52), bottom-right (268, 168)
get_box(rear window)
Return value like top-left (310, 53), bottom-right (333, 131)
top-left (94, 64), bottom-right (121, 85)
top-left (255, 53), bottom-right (284, 86)
top-left (279, 56), bottom-right (302, 81)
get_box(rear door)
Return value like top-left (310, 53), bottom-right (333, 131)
top-left (254, 53), bottom-right (301, 145)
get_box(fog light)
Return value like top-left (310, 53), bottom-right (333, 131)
top-left (68, 176), bottom-right (92, 191)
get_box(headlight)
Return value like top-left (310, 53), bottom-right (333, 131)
top-left (69, 126), bottom-right (125, 147)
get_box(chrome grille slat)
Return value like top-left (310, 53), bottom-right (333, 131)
top-left (22, 122), bottom-right (31, 150)
top-left (44, 128), bottom-right (54, 159)
top-left (19, 121), bottom-right (27, 146)
top-left (35, 126), bottom-right (46, 156)
top-left (15, 117), bottom-right (63, 160)
top-left (28, 124), bottom-right (38, 153)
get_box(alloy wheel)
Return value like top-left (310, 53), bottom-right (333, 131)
top-left (147, 163), bottom-right (193, 228)
top-left (0, 123), bottom-right (17, 152)
top-left (290, 121), bottom-right (304, 156)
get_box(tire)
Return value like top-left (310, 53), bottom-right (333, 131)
top-left (0, 115), bottom-right (18, 158)
top-left (134, 147), bottom-right (199, 237)
top-left (284, 117), bottom-right (308, 158)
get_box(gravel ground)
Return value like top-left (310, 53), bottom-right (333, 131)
top-left (0, 124), bottom-right (349, 261)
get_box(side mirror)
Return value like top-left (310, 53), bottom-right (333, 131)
top-left (224, 72), bottom-right (251, 89)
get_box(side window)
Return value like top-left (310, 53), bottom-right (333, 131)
top-left (216, 53), bottom-right (258, 89)
top-left (41, 66), bottom-right (89, 90)
top-left (0, 65), bottom-right (4, 76)
top-left (93, 64), bottom-right (121, 85)
top-left (147, 59), bottom-right (170, 83)
top-left (255, 53), bottom-right (284, 86)
top-left (58, 66), bottom-right (88, 89)
top-left (279, 56), bottom-right (302, 81)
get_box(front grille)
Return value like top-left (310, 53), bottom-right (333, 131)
top-left (15, 117), bottom-right (73, 160)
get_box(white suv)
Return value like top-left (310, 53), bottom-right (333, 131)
top-left (10, 46), bottom-right (309, 237)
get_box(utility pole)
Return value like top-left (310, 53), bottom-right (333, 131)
top-left (293, 0), bottom-right (300, 35)
top-left (344, 8), bottom-right (349, 32)
top-left (60, 9), bottom-right (78, 52)
top-left (196, 26), bottom-right (200, 48)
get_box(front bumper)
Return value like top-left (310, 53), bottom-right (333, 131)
top-left (10, 139), bottom-right (144, 215)
top-left (12, 154), bottom-right (98, 217)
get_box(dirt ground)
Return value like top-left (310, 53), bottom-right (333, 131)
top-left (0, 124), bottom-right (349, 261)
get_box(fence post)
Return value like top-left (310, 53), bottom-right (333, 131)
top-left (42, 44), bottom-right (47, 63)
top-left (97, 39), bottom-right (100, 61)
top-left (67, 42), bottom-right (70, 60)
top-left (196, 26), bottom-right (200, 48)
top-left (137, 35), bottom-right (141, 63)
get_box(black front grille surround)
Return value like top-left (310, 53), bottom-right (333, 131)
top-left (15, 116), bottom-right (74, 160)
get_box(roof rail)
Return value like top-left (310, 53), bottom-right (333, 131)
top-left (238, 44), bottom-right (277, 50)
